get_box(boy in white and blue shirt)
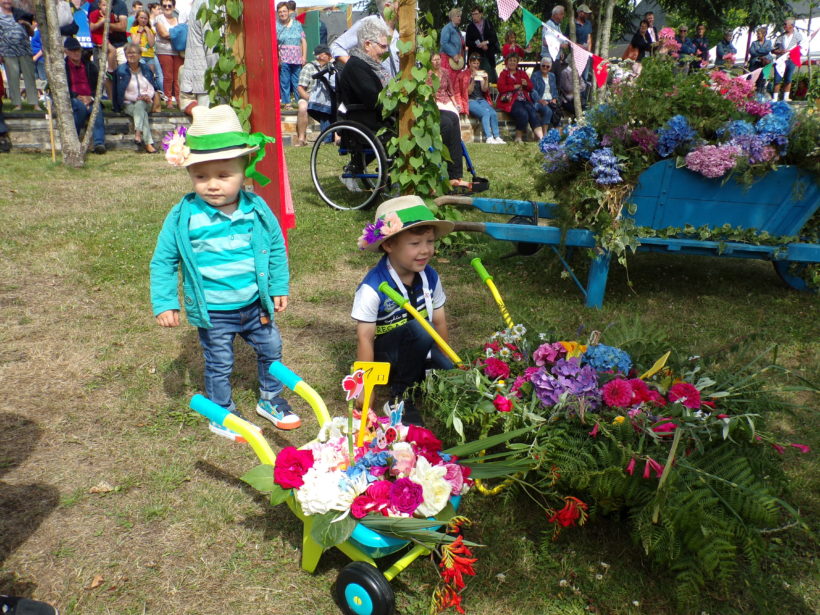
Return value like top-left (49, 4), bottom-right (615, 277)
top-left (150, 105), bottom-right (300, 439)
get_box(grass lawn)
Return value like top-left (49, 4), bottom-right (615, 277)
top-left (0, 144), bottom-right (817, 615)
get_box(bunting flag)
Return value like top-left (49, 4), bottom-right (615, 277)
top-left (496, 0), bottom-right (520, 21)
top-left (773, 52), bottom-right (788, 77)
top-left (521, 7), bottom-right (542, 46)
top-left (742, 67), bottom-right (762, 84)
top-left (789, 45), bottom-right (802, 67)
top-left (569, 40), bottom-right (591, 79)
top-left (592, 54), bottom-right (608, 88)
top-left (810, 27), bottom-right (820, 41)
top-left (762, 63), bottom-right (772, 79)
top-left (542, 26), bottom-right (565, 62)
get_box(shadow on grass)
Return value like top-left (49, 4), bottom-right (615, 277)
top-left (0, 413), bottom-right (60, 595)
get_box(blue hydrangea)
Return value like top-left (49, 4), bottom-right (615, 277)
top-left (729, 134), bottom-right (774, 164)
top-left (541, 142), bottom-right (569, 173)
top-left (539, 129), bottom-right (562, 151)
top-left (717, 120), bottom-right (755, 140)
top-left (564, 125), bottom-right (599, 161)
top-left (656, 115), bottom-right (697, 157)
top-left (585, 103), bottom-right (616, 127)
top-left (589, 147), bottom-right (623, 185)
top-left (769, 101), bottom-right (794, 122)
top-left (581, 344), bottom-right (632, 374)
top-left (756, 112), bottom-right (790, 136)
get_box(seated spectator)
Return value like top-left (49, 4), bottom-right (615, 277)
top-left (748, 27), bottom-right (772, 94)
top-left (531, 56), bottom-right (560, 133)
top-left (496, 52), bottom-right (543, 143)
top-left (295, 43), bottom-right (335, 147)
top-left (715, 29), bottom-right (737, 67)
top-left (558, 60), bottom-right (587, 117)
top-left (114, 42), bottom-right (160, 152)
top-left (431, 53), bottom-right (469, 191)
top-left (466, 54), bottom-right (503, 143)
top-left (336, 18), bottom-right (392, 133)
top-left (129, 8), bottom-right (162, 90)
top-left (63, 36), bottom-right (107, 154)
top-left (675, 25), bottom-right (696, 56)
top-left (630, 20), bottom-right (652, 62)
top-left (502, 30), bottom-right (529, 60)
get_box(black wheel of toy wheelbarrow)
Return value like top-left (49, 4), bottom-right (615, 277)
top-left (508, 215), bottom-right (542, 256)
top-left (334, 561), bottom-right (395, 615)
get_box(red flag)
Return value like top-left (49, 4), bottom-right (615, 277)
top-left (592, 54), bottom-right (608, 88)
top-left (296, 12), bottom-right (306, 24)
top-left (789, 45), bottom-right (802, 67)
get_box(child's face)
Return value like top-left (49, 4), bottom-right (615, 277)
top-left (383, 228), bottom-right (436, 277)
top-left (188, 157), bottom-right (246, 208)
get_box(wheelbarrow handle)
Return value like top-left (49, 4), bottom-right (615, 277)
top-left (189, 394), bottom-right (277, 466)
top-left (269, 361), bottom-right (332, 427)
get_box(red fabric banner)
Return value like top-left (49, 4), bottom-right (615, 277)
top-left (789, 45), bottom-right (802, 67)
top-left (592, 54), bottom-right (608, 88)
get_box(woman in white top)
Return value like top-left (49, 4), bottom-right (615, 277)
top-left (772, 18), bottom-right (804, 102)
top-left (153, 0), bottom-right (182, 105)
top-left (114, 43), bottom-right (160, 152)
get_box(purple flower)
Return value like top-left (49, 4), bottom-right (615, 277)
top-left (685, 144), bottom-right (741, 178)
top-left (729, 134), bottom-right (777, 164)
top-left (531, 359), bottom-right (600, 409)
top-left (589, 147), bottom-right (623, 185)
top-left (389, 477), bottom-right (423, 514)
top-left (541, 142), bottom-right (569, 173)
top-left (630, 127), bottom-right (658, 154)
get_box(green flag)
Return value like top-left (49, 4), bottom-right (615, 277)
top-left (762, 63), bottom-right (772, 79)
top-left (522, 7), bottom-right (542, 47)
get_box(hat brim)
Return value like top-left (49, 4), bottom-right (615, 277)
top-left (181, 145), bottom-right (259, 167)
top-left (448, 57), bottom-right (465, 71)
top-left (363, 219), bottom-right (455, 252)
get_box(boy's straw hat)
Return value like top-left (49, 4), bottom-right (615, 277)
top-left (182, 105), bottom-right (261, 167)
top-left (163, 105), bottom-right (275, 184)
top-left (358, 196), bottom-right (454, 252)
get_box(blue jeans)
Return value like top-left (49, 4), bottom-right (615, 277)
top-left (279, 63), bottom-right (301, 103)
top-left (534, 101), bottom-right (553, 127)
top-left (70, 97), bottom-right (105, 146)
top-left (373, 320), bottom-right (454, 399)
top-left (509, 100), bottom-right (540, 132)
top-left (468, 99), bottom-right (499, 139)
top-left (774, 59), bottom-right (796, 84)
top-left (197, 301), bottom-right (285, 410)
top-left (144, 56), bottom-right (164, 91)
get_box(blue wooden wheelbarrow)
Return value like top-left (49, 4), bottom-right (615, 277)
top-left (439, 160), bottom-right (819, 308)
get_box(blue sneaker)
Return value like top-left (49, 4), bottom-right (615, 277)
top-left (0, 595), bottom-right (58, 615)
top-left (207, 410), bottom-right (262, 443)
top-left (256, 398), bottom-right (301, 430)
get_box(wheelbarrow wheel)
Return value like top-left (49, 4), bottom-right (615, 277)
top-left (773, 261), bottom-right (817, 293)
top-left (334, 561), bottom-right (395, 615)
top-left (508, 215), bottom-right (542, 256)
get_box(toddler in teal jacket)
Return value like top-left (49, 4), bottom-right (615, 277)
top-left (149, 105), bottom-right (301, 440)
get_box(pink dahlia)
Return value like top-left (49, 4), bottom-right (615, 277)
top-left (668, 382), bottom-right (701, 409)
top-left (601, 379), bottom-right (634, 407)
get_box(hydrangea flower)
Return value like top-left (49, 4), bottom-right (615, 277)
top-left (541, 142), bottom-right (569, 173)
top-left (589, 147), bottom-right (623, 185)
top-left (656, 115), bottom-right (697, 157)
top-left (564, 125), bottom-right (599, 161)
top-left (582, 344), bottom-right (632, 374)
top-left (685, 144), bottom-right (742, 178)
top-left (756, 113), bottom-right (790, 136)
top-left (531, 358), bottom-right (600, 409)
top-left (539, 129), bottom-right (561, 150)
top-left (630, 127), bottom-right (658, 154)
top-left (729, 134), bottom-right (778, 164)
top-left (717, 120), bottom-right (755, 140)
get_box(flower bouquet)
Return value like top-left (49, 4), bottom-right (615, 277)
top-left (421, 321), bottom-right (813, 606)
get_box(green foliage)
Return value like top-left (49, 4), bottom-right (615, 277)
top-left (379, 13), bottom-right (451, 199)
top-left (199, 0), bottom-right (252, 129)
top-left (309, 510), bottom-right (358, 548)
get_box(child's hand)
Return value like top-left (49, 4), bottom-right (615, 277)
top-left (156, 309), bottom-right (180, 327)
top-left (273, 296), bottom-right (288, 312)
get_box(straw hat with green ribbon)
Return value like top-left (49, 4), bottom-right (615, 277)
top-left (174, 105), bottom-right (276, 186)
top-left (358, 196), bottom-right (454, 252)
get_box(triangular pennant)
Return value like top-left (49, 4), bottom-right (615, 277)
top-left (296, 12), bottom-right (306, 23)
top-left (744, 67), bottom-right (762, 83)
top-left (591, 54), bottom-right (608, 88)
top-left (569, 40), bottom-right (591, 79)
top-left (521, 7), bottom-right (542, 46)
top-left (762, 63), bottom-right (772, 79)
top-left (496, 0), bottom-right (520, 21)
top-left (789, 45), bottom-right (802, 67)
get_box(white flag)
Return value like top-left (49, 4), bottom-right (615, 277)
top-left (496, 0), bottom-right (519, 21)
top-left (569, 40), bottom-right (591, 78)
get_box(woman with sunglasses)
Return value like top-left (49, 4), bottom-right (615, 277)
top-left (531, 56), bottom-right (560, 134)
top-left (153, 0), bottom-right (182, 105)
top-left (466, 54), bottom-right (503, 143)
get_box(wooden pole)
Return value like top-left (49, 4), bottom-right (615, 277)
top-left (46, 96), bottom-right (56, 162)
top-left (397, 0), bottom-right (416, 195)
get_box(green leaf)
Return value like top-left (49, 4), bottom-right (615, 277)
top-left (269, 484), bottom-right (292, 506)
top-left (443, 426), bottom-right (535, 457)
top-left (310, 510), bottom-right (357, 549)
top-left (240, 464), bottom-right (273, 492)
top-left (204, 29), bottom-right (221, 49)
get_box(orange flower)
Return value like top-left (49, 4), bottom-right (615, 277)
top-left (439, 535), bottom-right (477, 591)
top-left (546, 496), bottom-right (589, 539)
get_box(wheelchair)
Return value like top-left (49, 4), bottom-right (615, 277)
top-left (310, 120), bottom-right (394, 211)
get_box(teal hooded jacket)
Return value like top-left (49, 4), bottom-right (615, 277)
top-left (150, 191), bottom-right (289, 329)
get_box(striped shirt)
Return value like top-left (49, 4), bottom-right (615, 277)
top-left (188, 196), bottom-right (259, 310)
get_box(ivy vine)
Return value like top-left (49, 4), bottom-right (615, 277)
top-left (199, 0), bottom-right (252, 128)
top-left (379, 11), bottom-right (450, 198)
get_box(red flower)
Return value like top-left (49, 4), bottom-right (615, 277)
top-left (652, 418), bottom-right (678, 436)
top-left (602, 379), bottom-right (634, 407)
top-left (482, 357), bottom-right (510, 380)
top-left (625, 458), bottom-right (636, 475)
top-left (405, 425), bottom-right (443, 464)
top-left (588, 423), bottom-right (599, 437)
top-left (434, 585), bottom-right (465, 614)
top-left (273, 446), bottom-right (314, 489)
top-left (789, 443), bottom-right (811, 453)
top-left (772, 443), bottom-right (785, 455)
top-left (493, 395), bottom-right (513, 412)
top-left (628, 378), bottom-right (651, 403)
top-left (439, 535), bottom-right (477, 591)
top-left (646, 390), bottom-right (667, 407)
top-left (547, 496), bottom-right (589, 528)
top-left (351, 495), bottom-right (375, 519)
top-left (668, 382), bottom-right (701, 409)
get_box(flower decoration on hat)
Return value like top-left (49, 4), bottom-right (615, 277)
top-left (356, 212), bottom-right (406, 249)
top-left (163, 125), bottom-right (189, 166)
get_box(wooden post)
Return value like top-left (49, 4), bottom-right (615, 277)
top-left (229, 14), bottom-right (246, 101)
top-left (241, 0), bottom-right (295, 242)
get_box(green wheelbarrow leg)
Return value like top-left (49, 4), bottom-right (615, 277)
top-left (381, 544), bottom-right (430, 582)
top-left (585, 250), bottom-right (611, 309)
top-left (300, 514), bottom-right (325, 573)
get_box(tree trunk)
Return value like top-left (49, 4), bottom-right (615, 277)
top-left (595, 0), bottom-right (615, 104)
top-left (398, 0), bottom-right (416, 194)
top-left (34, 0), bottom-right (83, 166)
top-left (566, 3), bottom-right (582, 120)
top-left (82, 1), bottom-right (112, 152)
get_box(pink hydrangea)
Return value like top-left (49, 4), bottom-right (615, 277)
top-left (532, 342), bottom-right (566, 366)
top-left (685, 144), bottom-right (742, 178)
